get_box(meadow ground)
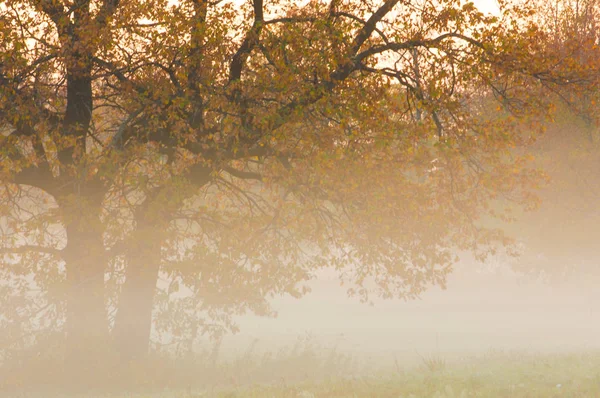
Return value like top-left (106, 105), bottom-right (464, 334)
top-left (184, 351), bottom-right (600, 397)
top-left (12, 349), bottom-right (598, 398)
top-left (215, 352), bottom-right (600, 397)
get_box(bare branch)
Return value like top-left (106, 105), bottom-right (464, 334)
top-left (222, 166), bottom-right (263, 181)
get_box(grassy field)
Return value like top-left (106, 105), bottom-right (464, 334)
top-left (90, 351), bottom-right (600, 398)
top-left (5, 350), bottom-right (600, 397)
top-left (188, 351), bottom-right (600, 397)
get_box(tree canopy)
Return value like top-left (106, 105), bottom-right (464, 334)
top-left (1, 0), bottom-right (598, 388)
top-left (470, 0), bottom-right (600, 281)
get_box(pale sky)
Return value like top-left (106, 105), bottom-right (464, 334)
top-left (474, 0), bottom-right (501, 15)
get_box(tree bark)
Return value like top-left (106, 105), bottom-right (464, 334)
top-left (111, 166), bottom-right (212, 362)
top-left (62, 218), bottom-right (110, 382)
top-left (112, 226), bottom-right (162, 362)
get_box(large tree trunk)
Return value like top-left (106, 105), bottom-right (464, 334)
top-left (111, 168), bottom-right (211, 362)
top-left (112, 227), bottom-right (162, 362)
top-left (62, 220), bottom-right (110, 382)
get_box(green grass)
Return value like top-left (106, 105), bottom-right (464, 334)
top-left (5, 349), bottom-right (600, 397)
top-left (188, 351), bottom-right (600, 398)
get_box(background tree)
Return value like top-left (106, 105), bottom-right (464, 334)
top-left (491, 0), bottom-right (600, 281)
top-left (1, 0), bottom-right (595, 388)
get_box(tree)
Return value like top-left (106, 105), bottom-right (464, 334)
top-left (497, 0), bottom-right (600, 281)
top-left (0, 0), bottom-right (593, 387)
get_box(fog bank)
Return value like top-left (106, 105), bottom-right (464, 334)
top-left (216, 257), bottom-right (599, 366)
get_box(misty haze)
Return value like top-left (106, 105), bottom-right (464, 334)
top-left (226, 261), bottom-right (600, 359)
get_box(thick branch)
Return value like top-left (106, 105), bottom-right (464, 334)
top-left (188, 0), bottom-right (209, 129)
top-left (13, 53), bottom-right (58, 84)
top-left (11, 165), bottom-right (56, 191)
top-left (329, 0), bottom-right (400, 83)
top-left (223, 166), bottom-right (263, 181)
top-left (33, 0), bottom-right (68, 30)
top-left (356, 32), bottom-right (485, 62)
top-left (93, 57), bottom-right (138, 87)
top-left (57, 0), bottom-right (94, 165)
top-left (348, 0), bottom-right (400, 55)
top-left (264, 12), bottom-right (389, 43)
top-left (228, 0), bottom-right (264, 83)
top-left (95, 0), bottom-right (120, 26)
